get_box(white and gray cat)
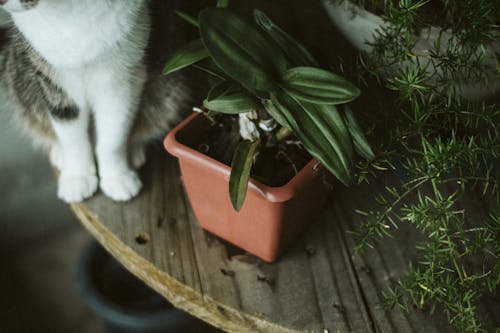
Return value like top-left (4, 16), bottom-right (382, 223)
top-left (0, 0), bottom-right (199, 202)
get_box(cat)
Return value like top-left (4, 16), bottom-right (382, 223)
top-left (0, 0), bottom-right (200, 202)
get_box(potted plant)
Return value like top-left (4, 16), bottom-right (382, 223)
top-left (323, 0), bottom-right (499, 332)
top-left (322, 0), bottom-right (500, 99)
top-left (162, 4), bottom-right (373, 262)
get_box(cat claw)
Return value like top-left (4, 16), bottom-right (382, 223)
top-left (100, 169), bottom-right (142, 202)
top-left (58, 173), bottom-right (98, 203)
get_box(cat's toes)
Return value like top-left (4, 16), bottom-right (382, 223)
top-left (49, 145), bottom-right (63, 170)
top-left (58, 173), bottom-right (98, 203)
top-left (100, 169), bottom-right (142, 202)
top-left (130, 145), bottom-right (147, 169)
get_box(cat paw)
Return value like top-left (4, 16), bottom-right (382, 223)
top-left (57, 173), bottom-right (98, 203)
top-left (130, 145), bottom-right (147, 169)
top-left (100, 169), bottom-right (142, 201)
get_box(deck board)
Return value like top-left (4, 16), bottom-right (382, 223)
top-left (69, 150), bottom-right (497, 332)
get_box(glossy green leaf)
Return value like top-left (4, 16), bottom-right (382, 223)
top-left (343, 106), bottom-right (375, 160)
top-left (254, 10), bottom-right (318, 67)
top-left (282, 67), bottom-right (361, 105)
top-left (316, 103), bottom-right (355, 170)
top-left (270, 91), bottom-right (354, 185)
top-left (297, 102), bottom-right (354, 180)
top-left (203, 81), bottom-right (260, 114)
top-left (193, 58), bottom-right (228, 80)
top-left (263, 99), bottom-right (290, 129)
top-left (229, 140), bottom-right (260, 211)
top-left (199, 8), bottom-right (287, 92)
top-left (175, 10), bottom-right (199, 27)
top-left (163, 39), bottom-right (208, 75)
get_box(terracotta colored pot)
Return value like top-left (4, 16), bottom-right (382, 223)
top-left (164, 112), bottom-right (331, 262)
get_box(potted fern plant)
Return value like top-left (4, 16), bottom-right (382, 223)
top-left (163, 5), bottom-right (373, 262)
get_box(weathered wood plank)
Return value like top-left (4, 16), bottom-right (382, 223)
top-left (72, 151), bottom-right (380, 332)
top-left (70, 147), bottom-right (499, 333)
top-left (305, 206), bottom-right (375, 333)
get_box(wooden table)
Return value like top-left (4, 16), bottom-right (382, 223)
top-left (67, 4), bottom-right (498, 331)
top-left (70, 146), bottom-right (498, 333)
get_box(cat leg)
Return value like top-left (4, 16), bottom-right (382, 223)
top-left (94, 103), bottom-right (143, 201)
top-left (50, 106), bottom-right (98, 202)
top-left (90, 71), bottom-right (144, 202)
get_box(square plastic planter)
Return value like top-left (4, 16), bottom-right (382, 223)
top-left (164, 112), bottom-right (331, 262)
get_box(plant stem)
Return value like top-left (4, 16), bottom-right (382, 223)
top-left (275, 127), bottom-right (294, 142)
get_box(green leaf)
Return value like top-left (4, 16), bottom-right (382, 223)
top-left (199, 8), bottom-right (287, 92)
top-left (229, 140), bottom-right (260, 211)
top-left (163, 39), bottom-right (208, 75)
top-left (343, 106), bottom-right (375, 160)
top-left (282, 67), bottom-right (361, 105)
top-left (263, 99), bottom-right (290, 129)
top-left (175, 10), bottom-right (199, 28)
top-left (254, 9), bottom-right (318, 67)
top-left (317, 103), bottom-right (356, 170)
top-left (193, 58), bottom-right (228, 80)
top-left (203, 81), bottom-right (260, 114)
top-left (270, 91), bottom-right (354, 185)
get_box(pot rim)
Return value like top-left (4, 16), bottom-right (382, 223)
top-left (164, 112), bottom-right (324, 203)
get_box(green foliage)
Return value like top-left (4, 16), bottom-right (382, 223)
top-left (282, 67), bottom-right (361, 105)
top-left (270, 92), bottom-right (355, 185)
top-left (166, 1), bottom-right (498, 330)
top-left (203, 81), bottom-right (260, 114)
top-left (199, 8), bottom-right (287, 93)
top-left (347, 0), bottom-right (500, 331)
top-left (253, 9), bottom-right (318, 67)
top-left (343, 106), bottom-right (375, 160)
top-left (175, 10), bottom-right (199, 28)
top-left (163, 39), bottom-right (208, 75)
top-left (229, 140), bottom-right (260, 211)
top-left (164, 7), bottom-right (372, 210)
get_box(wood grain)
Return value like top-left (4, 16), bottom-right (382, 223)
top-left (70, 149), bottom-right (497, 333)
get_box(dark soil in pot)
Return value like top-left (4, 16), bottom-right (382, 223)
top-left (187, 113), bottom-right (312, 187)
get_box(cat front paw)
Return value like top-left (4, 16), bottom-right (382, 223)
top-left (100, 169), bottom-right (142, 201)
top-left (58, 172), bottom-right (99, 203)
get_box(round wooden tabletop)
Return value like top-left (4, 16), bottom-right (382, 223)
top-left (70, 146), bottom-right (498, 333)
top-left (68, 3), bottom-right (498, 332)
